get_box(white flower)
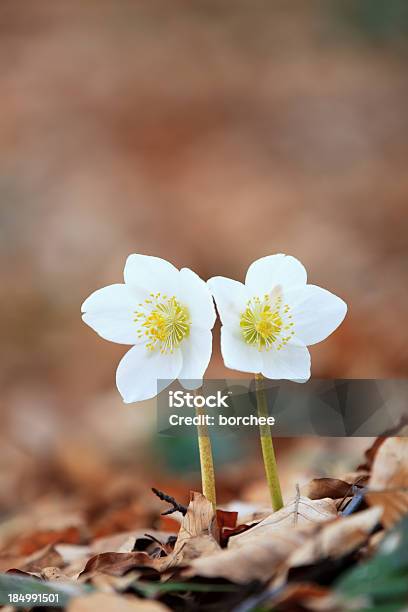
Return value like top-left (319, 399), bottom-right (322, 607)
top-left (208, 254), bottom-right (347, 381)
top-left (81, 254), bottom-right (216, 402)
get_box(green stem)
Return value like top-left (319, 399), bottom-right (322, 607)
top-left (255, 373), bottom-right (283, 511)
top-left (195, 392), bottom-right (216, 508)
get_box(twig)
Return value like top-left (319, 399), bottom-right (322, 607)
top-left (340, 486), bottom-right (365, 516)
top-left (293, 483), bottom-right (300, 526)
top-left (151, 487), bottom-right (188, 516)
top-left (337, 475), bottom-right (366, 513)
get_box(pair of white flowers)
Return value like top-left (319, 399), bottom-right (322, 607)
top-left (81, 254), bottom-right (347, 402)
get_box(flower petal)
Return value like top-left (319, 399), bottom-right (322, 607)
top-left (245, 254), bottom-right (307, 295)
top-left (285, 284), bottom-right (347, 346)
top-left (124, 254), bottom-right (180, 297)
top-left (220, 327), bottom-right (262, 374)
top-left (261, 342), bottom-right (311, 381)
top-left (116, 344), bottom-right (183, 403)
top-left (207, 276), bottom-right (249, 329)
top-left (178, 268), bottom-right (216, 331)
top-left (179, 328), bottom-right (213, 390)
top-left (81, 283), bottom-right (141, 345)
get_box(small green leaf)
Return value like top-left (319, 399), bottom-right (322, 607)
top-left (336, 514), bottom-right (408, 610)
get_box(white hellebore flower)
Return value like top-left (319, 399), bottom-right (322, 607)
top-left (81, 255), bottom-right (216, 402)
top-left (208, 254), bottom-right (347, 381)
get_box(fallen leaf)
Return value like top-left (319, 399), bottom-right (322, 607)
top-left (176, 492), bottom-right (215, 540)
top-left (6, 568), bottom-right (41, 578)
top-left (366, 437), bottom-right (408, 528)
top-left (67, 592), bottom-right (168, 611)
top-left (337, 472), bottom-right (369, 486)
top-left (230, 496), bottom-right (338, 548)
top-left (64, 557), bottom-right (97, 580)
top-left (302, 478), bottom-right (353, 500)
top-left (185, 528), bottom-right (304, 583)
top-left (214, 509), bottom-right (238, 547)
top-left (0, 544), bottom-right (64, 573)
top-left (79, 551), bottom-right (162, 580)
top-left (286, 506), bottom-right (382, 574)
top-left (41, 566), bottom-right (73, 581)
top-left (169, 492), bottom-right (220, 565)
top-left (184, 505), bottom-right (381, 585)
top-left (62, 532), bottom-right (175, 581)
top-left (183, 497), bottom-right (337, 583)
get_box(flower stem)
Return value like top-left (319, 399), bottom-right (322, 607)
top-left (194, 394), bottom-right (217, 508)
top-left (254, 373), bottom-right (283, 511)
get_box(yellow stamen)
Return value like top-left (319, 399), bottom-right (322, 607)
top-left (134, 294), bottom-right (190, 354)
top-left (240, 293), bottom-right (294, 351)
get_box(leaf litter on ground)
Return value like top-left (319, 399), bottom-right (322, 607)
top-left (0, 437), bottom-right (407, 611)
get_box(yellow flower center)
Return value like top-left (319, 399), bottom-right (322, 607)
top-left (240, 293), bottom-right (294, 351)
top-left (134, 294), bottom-right (191, 354)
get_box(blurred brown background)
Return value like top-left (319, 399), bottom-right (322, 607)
top-left (0, 1), bottom-right (407, 521)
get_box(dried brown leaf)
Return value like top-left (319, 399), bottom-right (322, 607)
top-left (183, 497), bottom-right (337, 583)
top-left (185, 528), bottom-right (304, 583)
top-left (302, 478), bottom-right (353, 500)
top-left (41, 566), bottom-right (73, 581)
top-left (213, 509), bottom-right (238, 546)
top-left (169, 491), bottom-right (220, 566)
top-left (78, 551), bottom-right (162, 579)
top-left (287, 506), bottom-right (382, 568)
top-left (0, 543), bottom-right (64, 573)
top-left (176, 492), bottom-right (215, 540)
top-left (366, 437), bottom-right (408, 528)
top-left (337, 472), bottom-right (369, 487)
top-left (229, 496), bottom-right (338, 548)
top-left (184, 505), bottom-right (380, 584)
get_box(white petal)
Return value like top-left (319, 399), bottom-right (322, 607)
top-left (124, 254), bottom-right (180, 297)
top-left (178, 268), bottom-right (216, 331)
top-left (245, 254), bottom-right (307, 295)
top-left (284, 284), bottom-right (347, 346)
top-left (179, 328), bottom-right (213, 390)
top-left (261, 342), bottom-right (311, 381)
top-left (207, 276), bottom-right (249, 329)
top-left (116, 344), bottom-right (182, 403)
top-left (81, 284), bottom-right (141, 345)
top-left (220, 327), bottom-right (262, 374)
